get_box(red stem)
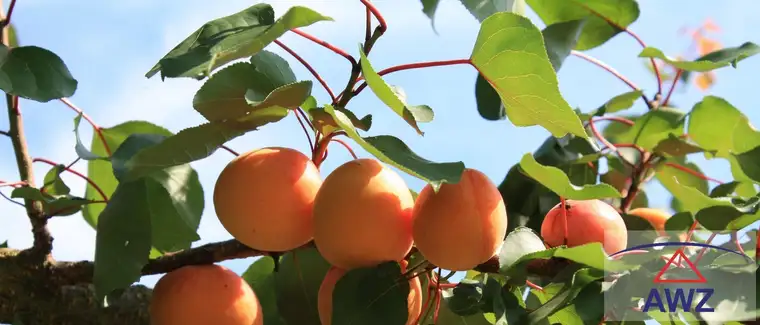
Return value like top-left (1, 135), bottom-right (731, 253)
top-left (60, 98), bottom-right (113, 157)
top-left (312, 131), bottom-right (345, 167)
top-left (591, 116), bottom-right (635, 126)
top-left (353, 59), bottom-right (472, 96)
top-left (571, 51), bottom-right (640, 92)
top-left (693, 232), bottom-right (717, 264)
top-left (32, 157), bottom-right (109, 202)
top-left (290, 29), bottom-right (356, 65)
top-left (220, 145), bottom-right (238, 156)
top-left (733, 232), bottom-right (747, 256)
top-left (663, 162), bottom-right (724, 184)
top-left (330, 138), bottom-right (358, 159)
top-left (560, 197), bottom-right (568, 246)
top-left (360, 0), bottom-right (387, 32)
top-left (273, 40), bottom-right (336, 102)
top-left (293, 109), bottom-right (315, 153)
top-left (526, 280), bottom-right (544, 292)
top-left (663, 69), bottom-right (683, 106)
top-left (1, 0), bottom-right (16, 27)
top-left (576, 3), bottom-right (662, 94)
top-left (0, 180), bottom-right (26, 188)
top-left (365, 8), bottom-right (372, 42)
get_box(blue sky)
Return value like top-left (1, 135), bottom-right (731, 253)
top-left (1, 0), bottom-right (759, 294)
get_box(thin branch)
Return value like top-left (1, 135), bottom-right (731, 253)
top-left (365, 8), bottom-right (372, 42)
top-left (274, 39), bottom-right (336, 102)
top-left (293, 109), bottom-right (314, 153)
top-left (662, 69), bottom-right (683, 106)
top-left (290, 29), bottom-right (356, 65)
top-left (0, 0), bottom-right (15, 27)
top-left (353, 59), bottom-right (472, 97)
top-left (220, 145), bottom-right (239, 156)
top-left (590, 116), bottom-right (635, 126)
top-left (60, 98), bottom-right (113, 156)
top-left (0, 129), bottom-right (8, 137)
top-left (0, 180), bottom-right (26, 187)
top-left (330, 138), bottom-right (358, 159)
top-left (663, 162), bottom-right (724, 184)
top-left (0, 188), bottom-right (24, 208)
top-left (32, 157), bottom-right (109, 202)
top-left (360, 0), bottom-right (387, 32)
top-left (571, 51), bottom-right (642, 92)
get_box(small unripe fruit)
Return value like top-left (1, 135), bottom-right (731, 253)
top-left (313, 158), bottom-right (414, 270)
top-left (150, 264), bottom-right (263, 325)
top-left (317, 261), bottom-right (422, 325)
top-left (412, 168), bottom-right (508, 271)
top-left (541, 199), bottom-right (627, 255)
top-left (213, 147), bottom-right (322, 252)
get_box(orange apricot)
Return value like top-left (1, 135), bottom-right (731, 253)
top-left (213, 147), bottom-right (322, 252)
top-left (317, 261), bottom-right (422, 325)
top-left (150, 264), bottom-right (263, 325)
top-left (628, 207), bottom-right (688, 241)
top-left (312, 158), bottom-right (415, 270)
top-left (541, 199), bottom-right (628, 255)
top-left (411, 168), bottom-right (508, 271)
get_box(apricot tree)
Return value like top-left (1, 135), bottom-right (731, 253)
top-left (1, 0), bottom-right (759, 324)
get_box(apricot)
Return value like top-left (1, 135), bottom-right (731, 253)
top-left (213, 147), bottom-right (322, 252)
top-left (541, 199), bottom-right (628, 255)
top-left (411, 168), bottom-right (508, 271)
top-left (150, 264), bottom-right (263, 325)
top-left (628, 207), bottom-right (688, 241)
top-left (317, 261), bottom-right (422, 325)
top-left (312, 158), bottom-right (415, 270)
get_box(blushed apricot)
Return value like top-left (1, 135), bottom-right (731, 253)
top-left (412, 168), bottom-right (508, 271)
top-left (541, 199), bottom-right (628, 255)
top-left (213, 147), bottom-right (322, 252)
top-left (150, 264), bottom-right (263, 325)
top-left (317, 261), bottom-right (422, 325)
top-left (313, 158), bottom-right (414, 270)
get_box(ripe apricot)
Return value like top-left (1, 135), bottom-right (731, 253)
top-left (312, 158), bottom-right (415, 270)
top-left (317, 261), bottom-right (422, 325)
top-left (411, 168), bottom-right (508, 271)
top-left (628, 207), bottom-right (688, 241)
top-left (150, 264), bottom-right (263, 325)
top-left (541, 199), bottom-right (627, 255)
top-left (213, 147), bottom-right (322, 252)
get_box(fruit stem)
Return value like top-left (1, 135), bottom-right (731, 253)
top-left (312, 131), bottom-right (346, 167)
top-left (732, 232), bottom-right (747, 257)
top-left (293, 109), bottom-right (315, 153)
top-left (433, 268), bottom-right (443, 323)
top-left (352, 59), bottom-right (473, 97)
top-left (330, 138), bottom-right (358, 159)
top-left (32, 157), bottom-right (109, 202)
top-left (560, 197), bottom-right (569, 246)
top-left (220, 145), bottom-right (238, 156)
top-left (0, 129), bottom-right (8, 137)
top-left (290, 28), bottom-right (356, 66)
top-left (273, 39), bottom-right (337, 102)
top-left (415, 272), bottom-right (435, 324)
top-left (692, 232), bottom-right (717, 264)
top-left (526, 280), bottom-right (544, 292)
top-left (662, 69), bottom-right (683, 106)
top-left (60, 98), bottom-right (113, 157)
top-left (663, 162), bottom-right (724, 184)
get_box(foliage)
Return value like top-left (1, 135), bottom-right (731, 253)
top-left (1, 0), bottom-right (759, 324)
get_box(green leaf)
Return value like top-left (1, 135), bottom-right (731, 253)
top-left (474, 74), bottom-right (504, 121)
top-left (93, 180), bottom-right (152, 301)
top-left (443, 279), bottom-right (486, 316)
top-left (710, 181), bottom-right (742, 198)
top-left (306, 106), bottom-right (373, 134)
top-left (695, 204), bottom-right (760, 232)
top-left (688, 96), bottom-right (760, 157)
top-left (498, 227), bottom-right (547, 270)
top-left (657, 169), bottom-right (732, 214)
top-left (358, 47), bottom-right (428, 135)
top-left (73, 113), bottom-right (108, 161)
top-left (146, 4), bottom-right (332, 79)
top-left (652, 134), bottom-right (704, 157)
top-left (542, 19), bottom-right (586, 72)
top-left (526, 268), bottom-right (604, 324)
top-left (518, 153), bottom-right (621, 200)
top-left (325, 104), bottom-right (465, 188)
top-left (274, 246), bottom-right (332, 325)
top-left (0, 241), bottom-right (6, 248)
top-left (10, 186), bottom-right (93, 217)
top-left (470, 12), bottom-right (587, 139)
top-left (460, 0), bottom-right (527, 22)
top-left (390, 86), bottom-right (435, 123)
top-left (616, 107), bottom-right (686, 151)
top-left (664, 211), bottom-right (694, 232)
top-left (733, 146), bottom-right (760, 184)
top-left (579, 90), bottom-right (643, 121)
top-left (42, 164), bottom-right (70, 196)
top-left (526, 0), bottom-right (640, 50)
top-left (332, 261), bottom-right (410, 325)
top-left (421, 0), bottom-right (441, 30)
top-left (638, 42), bottom-right (760, 72)
top-left (82, 121), bottom-right (173, 228)
top-left (123, 111), bottom-right (288, 181)
top-left (241, 257), bottom-right (286, 325)
top-left (192, 57), bottom-right (304, 122)
top-left (0, 45), bottom-right (77, 102)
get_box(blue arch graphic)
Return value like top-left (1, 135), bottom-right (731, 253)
top-left (609, 241), bottom-right (754, 264)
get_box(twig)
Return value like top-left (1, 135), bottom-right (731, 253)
top-left (662, 69), bottom-right (683, 106)
top-left (293, 109), bottom-right (314, 153)
top-left (290, 29), bottom-right (356, 65)
top-left (360, 0), bottom-right (387, 32)
top-left (0, 0), bottom-right (15, 27)
top-left (570, 51), bottom-right (654, 111)
top-left (32, 157), bottom-right (109, 202)
top-left (365, 8), bottom-right (372, 42)
top-left (60, 98), bottom-right (113, 156)
top-left (353, 58), bottom-right (472, 97)
top-left (274, 39), bottom-right (336, 102)
top-left (589, 116), bottom-right (635, 126)
top-left (0, 188), bottom-right (24, 208)
top-left (663, 162), bottom-right (723, 184)
top-left (330, 138), bottom-right (358, 159)
top-left (220, 145), bottom-right (238, 156)
top-left (0, 129), bottom-right (8, 137)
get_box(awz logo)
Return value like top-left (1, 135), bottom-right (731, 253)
top-left (610, 241), bottom-right (754, 315)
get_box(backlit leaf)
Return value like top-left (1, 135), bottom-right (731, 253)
top-left (518, 153), bottom-right (622, 200)
top-left (542, 19), bottom-right (586, 71)
top-left (460, 0), bottom-right (527, 21)
top-left (332, 262), bottom-right (410, 325)
top-left (470, 12), bottom-right (587, 139)
top-left (638, 42), bottom-right (760, 72)
top-left (0, 45), bottom-right (77, 102)
top-left (615, 107), bottom-right (686, 151)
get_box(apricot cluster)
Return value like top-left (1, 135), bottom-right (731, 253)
top-left (208, 147), bottom-right (509, 324)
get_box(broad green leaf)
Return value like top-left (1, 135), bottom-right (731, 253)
top-left (73, 113), bottom-right (108, 161)
top-left (325, 104), bottom-right (465, 188)
top-left (579, 90), bottom-right (643, 120)
top-left (656, 159), bottom-right (709, 200)
top-left (733, 145), bottom-right (760, 184)
top-left (470, 12), bottom-right (587, 138)
top-left (146, 4), bottom-right (332, 79)
top-left (638, 42), bottom-right (760, 72)
top-left (460, 0), bottom-right (527, 21)
top-left (498, 227), bottom-right (547, 269)
top-left (474, 74), bottom-right (504, 121)
top-left (306, 106), bottom-right (372, 134)
top-left (241, 257), bottom-right (286, 325)
top-left (695, 204), bottom-right (760, 232)
top-left (657, 171), bottom-right (732, 214)
top-left (526, 268), bottom-right (604, 324)
top-left (688, 96), bottom-right (760, 157)
top-left (332, 262), bottom-right (409, 325)
top-left (110, 134), bottom-right (203, 253)
top-left (421, 0), bottom-right (441, 30)
top-left (616, 107), bottom-right (686, 151)
top-left (93, 180), bottom-right (152, 301)
top-left (542, 19), bottom-right (586, 72)
top-left (10, 186), bottom-right (92, 217)
top-left (42, 164), bottom-right (70, 196)
top-left (248, 50), bottom-right (297, 86)
top-left (652, 134), bottom-right (704, 157)
top-left (274, 246), bottom-right (331, 325)
top-left (389, 85), bottom-right (435, 123)
top-left (244, 81), bottom-right (313, 111)
top-left (358, 47), bottom-right (427, 135)
top-left (442, 279), bottom-right (486, 316)
top-left (0, 45), bottom-right (77, 102)
top-left (82, 121), bottom-right (173, 227)
top-left (518, 153), bottom-right (622, 200)
top-left (123, 109), bottom-right (288, 181)
top-left (192, 58), bottom-right (302, 122)
top-left (526, 0), bottom-right (640, 50)
top-left (710, 181), bottom-right (742, 198)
